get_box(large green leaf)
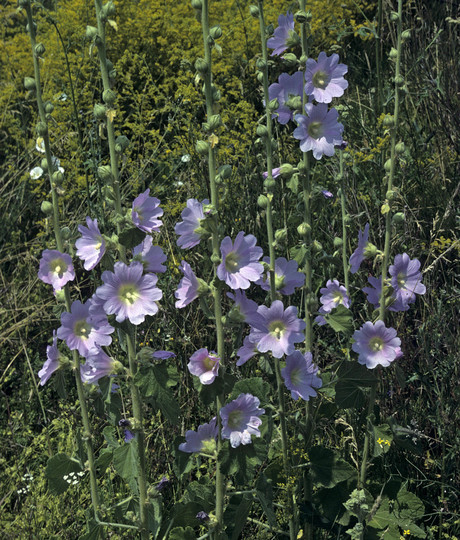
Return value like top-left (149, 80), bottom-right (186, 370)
top-left (325, 305), bottom-right (354, 333)
top-left (219, 438), bottom-right (267, 486)
top-left (394, 488), bottom-right (425, 524)
top-left (309, 446), bottom-right (357, 488)
top-left (230, 377), bottom-right (270, 404)
top-left (113, 440), bottom-right (139, 483)
top-left (146, 499), bottom-right (162, 537)
top-left (169, 526), bottom-right (196, 540)
top-left (223, 494), bottom-right (253, 540)
top-left (118, 227), bottom-right (145, 249)
top-left (184, 480), bottom-right (214, 512)
top-left (335, 361), bottom-right (377, 409)
top-left (45, 453), bottom-right (83, 495)
top-left (256, 475), bottom-right (276, 528)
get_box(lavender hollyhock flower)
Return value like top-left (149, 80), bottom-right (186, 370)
top-left (133, 236), bottom-right (167, 274)
top-left (38, 249), bottom-right (75, 293)
top-left (236, 336), bottom-right (258, 367)
top-left (267, 12), bottom-right (297, 56)
top-left (257, 256), bottom-right (304, 295)
top-left (119, 419), bottom-right (134, 442)
top-left (75, 217), bottom-right (106, 271)
top-left (38, 331), bottom-right (61, 385)
top-left (321, 189), bottom-right (334, 199)
top-left (179, 418), bottom-right (218, 453)
top-left (220, 393), bottom-right (265, 448)
top-left (281, 350), bottom-right (322, 401)
top-left (196, 511), bottom-right (209, 522)
top-left (187, 348), bottom-right (220, 385)
top-left (227, 290), bottom-right (258, 323)
top-left (350, 223), bottom-right (370, 273)
top-left (217, 232), bottom-right (263, 290)
top-left (318, 279), bottom-right (350, 312)
top-left (389, 253), bottom-right (426, 307)
top-left (352, 320), bottom-right (403, 369)
top-left (262, 168), bottom-right (281, 179)
top-left (132, 189), bottom-right (163, 233)
top-left (268, 71), bottom-right (304, 124)
top-left (80, 348), bottom-right (118, 384)
top-left (57, 300), bottom-right (114, 357)
top-left (304, 52), bottom-right (348, 103)
top-left (95, 261), bottom-right (162, 325)
top-left (293, 104), bottom-right (344, 160)
top-left (175, 198), bottom-right (209, 249)
top-left (155, 476), bottom-right (170, 492)
top-left (152, 350), bottom-right (176, 360)
top-left (249, 300), bottom-right (306, 358)
top-left (362, 275), bottom-right (408, 312)
top-left (175, 260), bottom-right (200, 308)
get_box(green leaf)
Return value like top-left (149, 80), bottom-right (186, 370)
top-left (325, 304), bottom-right (354, 333)
top-left (219, 438), bottom-right (267, 485)
top-left (102, 426), bottom-right (119, 448)
top-left (335, 361), bottom-right (377, 409)
top-left (45, 453), bottom-right (83, 495)
top-left (367, 497), bottom-right (394, 529)
top-left (313, 482), bottom-right (351, 524)
top-left (256, 475), bottom-right (276, 528)
top-left (372, 424), bottom-right (393, 457)
top-left (309, 446), bottom-right (357, 488)
top-left (146, 499), bottom-right (162, 536)
top-left (169, 526), bottom-right (196, 540)
top-left (394, 488), bottom-right (425, 523)
top-left (336, 361), bottom-right (378, 387)
top-left (286, 174), bottom-right (299, 194)
top-left (223, 494), bottom-right (253, 540)
top-left (199, 372), bottom-right (237, 406)
top-left (184, 480), bottom-right (214, 511)
top-left (113, 440), bottom-right (139, 483)
top-left (290, 244), bottom-right (308, 267)
top-left (172, 436), bottom-right (194, 477)
top-left (95, 448), bottom-right (113, 472)
top-left (118, 227), bottom-right (145, 249)
top-left (230, 377), bottom-right (270, 404)
top-left (78, 523), bottom-right (104, 540)
top-left (335, 379), bottom-right (366, 409)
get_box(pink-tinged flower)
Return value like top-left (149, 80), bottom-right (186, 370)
top-left (248, 300), bottom-right (306, 358)
top-left (352, 320), bottom-right (403, 369)
top-left (187, 348), bottom-right (220, 385)
top-left (38, 249), bottom-right (75, 293)
top-left (281, 350), bottom-right (322, 401)
top-left (57, 300), bottom-right (114, 357)
top-left (257, 257), bottom-right (304, 295)
top-left (217, 232), bottom-right (263, 290)
top-left (362, 275), bottom-right (408, 312)
top-left (132, 189), bottom-right (163, 233)
top-left (267, 12), bottom-right (297, 56)
top-left (80, 348), bottom-right (118, 385)
top-left (95, 261), bottom-right (162, 325)
top-left (75, 217), bottom-right (106, 271)
top-left (38, 331), bottom-right (61, 385)
top-left (293, 103), bottom-right (344, 160)
top-left (175, 198), bottom-right (209, 249)
top-left (268, 71), bottom-right (304, 124)
top-left (220, 393), bottom-right (265, 448)
top-left (133, 236), bottom-right (166, 274)
top-left (227, 290), bottom-right (258, 323)
top-left (389, 253), bottom-right (426, 307)
top-left (305, 52), bottom-right (348, 103)
top-left (179, 418), bottom-right (218, 453)
top-left (175, 260), bottom-right (199, 309)
top-left (349, 223), bottom-right (370, 274)
top-left (236, 336), bottom-right (258, 367)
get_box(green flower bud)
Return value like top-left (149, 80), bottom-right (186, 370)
top-left (333, 237), bottom-right (343, 248)
top-left (196, 140), bottom-right (209, 155)
top-left (211, 85), bottom-right (221, 103)
top-left (390, 11), bottom-right (399, 21)
top-left (24, 77), bottom-right (36, 91)
top-left (98, 165), bottom-right (113, 182)
top-left (282, 53), bottom-right (299, 68)
top-left (41, 201), bottom-right (53, 215)
top-left (275, 228), bottom-right (287, 242)
top-left (115, 135), bottom-right (130, 153)
top-left (195, 57), bottom-right (208, 74)
top-left (52, 170), bottom-right (65, 186)
top-left (44, 101), bottom-right (54, 114)
top-left (395, 141), bottom-right (405, 154)
top-left (85, 25), bottom-right (98, 40)
top-left (392, 212), bottom-right (405, 224)
top-left (386, 190), bottom-right (396, 201)
top-left (394, 75), bottom-right (404, 87)
top-left (312, 240), bottom-right (323, 253)
top-left (280, 163), bottom-right (295, 178)
top-left (297, 222), bottom-right (311, 236)
top-left (256, 125), bottom-right (268, 137)
top-left (208, 114), bottom-right (222, 131)
top-left (249, 4), bottom-right (259, 17)
top-left (383, 115), bottom-right (394, 128)
top-left (257, 194), bottom-right (268, 209)
top-left (264, 178), bottom-right (276, 191)
top-left (36, 121), bottom-right (48, 136)
top-left (191, 0), bottom-right (203, 9)
top-left (268, 98), bottom-right (279, 112)
top-left (401, 29), bottom-right (411, 41)
top-left (384, 159), bottom-right (392, 172)
top-left (286, 31), bottom-right (300, 48)
top-left (257, 72), bottom-right (264, 83)
top-left (294, 10), bottom-right (308, 23)
top-left (364, 242), bottom-right (378, 257)
top-left (210, 254), bottom-right (221, 265)
top-left (209, 25), bottom-right (222, 40)
top-left (218, 164), bottom-right (232, 179)
top-left (100, 0), bottom-right (115, 20)
top-left (256, 58), bottom-right (267, 70)
top-left (61, 226), bottom-right (71, 240)
top-left (102, 89), bottom-right (116, 106)
top-left (389, 47), bottom-right (398, 59)
top-left (286, 95), bottom-right (302, 110)
top-left (34, 43), bottom-right (45, 56)
top-left (40, 158), bottom-right (48, 171)
top-left (93, 103), bottom-right (107, 120)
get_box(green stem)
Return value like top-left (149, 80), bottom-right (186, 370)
top-left (339, 152), bottom-right (349, 292)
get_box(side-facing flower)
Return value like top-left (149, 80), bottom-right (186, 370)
top-left (352, 320), bottom-right (402, 369)
top-left (179, 418), bottom-right (218, 453)
top-left (38, 330), bottom-right (61, 385)
top-left (267, 12), bottom-right (297, 56)
top-left (187, 348), bottom-right (220, 385)
top-left (132, 188), bottom-right (163, 233)
top-left (362, 275), bottom-right (408, 312)
top-left (95, 261), bottom-right (162, 325)
top-left (175, 198), bottom-right (210, 249)
top-left (349, 223), bottom-right (370, 274)
top-left (281, 350), bottom-right (322, 401)
top-left (293, 103), bottom-right (344, 160)
top-left (268, 71), bottom-right (304, 124)
top-left (227, 290), bottom-right (258, 323)
top-left (389, 253), bottom-right (426, 307)
top-left (220, 393), bottom-right (265, 448)
top-left (236, 336), bottom-right (258, 367)
top-left (248, 300), bottom-right (306, 358)
top-left (304, 52), bottom-right (348, 103)
top-left (133, 236), bottom-right (167, 274)
top-left (80, 348), bottom-right (119, 384)
top-left (57, 300), bottom-right (114, 357)
top-left (257, 256), bottom-right (304, 295)
top-left (175, 260), bottom-right (200, 308)
top-left (38, 249), bottom-right (75, 293)
top-left (217, 232), bottom-right (263, 290)
top-left (30, 166), bottom-right (43, 180)
top-left (75, 217), bottom-right (106, 271)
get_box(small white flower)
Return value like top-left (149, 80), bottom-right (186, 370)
top-left (63, 474), bottom-right (69, 481)
top-left (72, 479), bottom-right (79, 485)
top-left (181, 154), bottom-right (191, 163)
top-left (30, 166), bottom-right (43, 180)
top-left (59, 93), bottom-right (68, 101)
top-left (36, 138), bottom-right (46, 153)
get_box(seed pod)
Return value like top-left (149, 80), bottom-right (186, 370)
top-left (249, 4), bottom-right (259, 17)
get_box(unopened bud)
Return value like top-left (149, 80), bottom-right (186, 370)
top-left (279, 163), bottom-right (294, 178)
top-left (268, 98), bottom-right (279, 112)
top-left (257, 72), bottom-right (264, 83)
top-left (384, 159), bottom-right (392, 172)
top-left (389, 47), bottom-right (398, 59)
top-left (264, 178), bottom-right (276, 191)
top-left (115, 135), bottom-right (130, 153)
top-left (390, 11), bottom-right (399, 21)
top-left (52, 170), bottom-right (64, 185)
top-left (395, 141), bottom-right (405, 154)
top-left (61, 226), bottom-right (71, 240)
top-left (256, 58), bottom-right (267, 70)
top-left (196, 140), bottom-right (209, 155)
top-left (100, 0), bottom-right (116, 20)
top-left (249, 4), bottom-right (259, 17)
top-left (209, 25), bottom-right (222, 40)
top-left (207, 114), bottom-right (222, 131)
top-left (364, 242), bottom-right (378, 257)
top-left (383, 115), bottom-right (394, 128)
top-left (93, 103), bottom-right (107, 120)
top-left (312, 240), bottom-right (323, 253)
top-left (256, 125), bottom-right (268, 137)
top-left (36, 121), bottom-right (48, 136)
top-left (98, 165), bottom-right (113, 182)
top-left (294, 10), bottom-right (308, 23)
top-left (257, 194), bottom-right (268, 209)
top-left (275, 228), bottom-right (287, 243)
top-left (102, 89), bottom-right (116, 106)
top-left (297, 222), bottom-right (311, 236)
top-left (394, 75), bottom-right (404, 87)
top-left (386, 190), bottom-right (396, 201)
top-left (392, 212), bottom-right (405, 224)
top-left (34, 43), bottom-right (45, 56)
top-left (41, 201), bottom-right (53, 215)
top-left (282, 53), bottom-right (298, 68)
top-left (191, 0), bottom-right (203, 9)
top-left (401, 29), bottom-right (411, 41)
top-left (40, 158), bottom-right (48, 170)
top-left (44, 101), bottom-right (54, 114)
top-left (218, 164), bottom-right (232, 179)
top-left (286, 95), bottom-right (302, 110)
top-left (211, 85), bottom-right (221, 102)
top-left (85, 25), bottom-right (98, 40)
top-left (195, 58), bottom-right (208, 74)
top-left (24, 77), bottom-right (36, 91)
top-left (333, 237), bottom-right (343, 248)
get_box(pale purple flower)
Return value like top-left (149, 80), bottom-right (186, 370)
top-left (133, 236), bottom-right (167, 274)
top-left (389, 253), bottom-right (426, 307)
top-left (305, 52), bottom-right (348, 103)
top-left (293, 103), bottom-right (344, 160)
top-left (362, 275), bottom-right (408, 312)
top-left (318, 279), bottom-right (350, 313)
top-left (175, 260), bottom-right (199, 308)
top-left (220, 393), bottom-right (265, 448)
top-left (80, 348), bottom-right (117, 384)
top-left (268, 71), bottom-right (304, 124)
top-left (38, 331), bottom-right (60, 385)
top-left (352, 320), bottom-right (402, 369)
top-left (196, 511), bottom-right (209, 522)
top-left (217, 232), bottom-right (263, 290)
top-left (38, 249), bottom-right (75, 293)
top-left (95, 261), bottom-right (162, 325)
top-left (152, 350), bottom-right (176, 360)
top-left (179, 418), bottom-right (218, 453)
top-left (57, 300), bottom-right (114, 357)
top-left (155, 476), bottom-right (170, 492)
top-left (132, 189), bottom-right (163, 233)
top-left (248, 300), bottom-right (306, 358)
top-left (236, 336), bottom-right (258, 367)
top-left (227, 290), bottom-right (258, 323)
top-left (281, 350), bottom-right (322, 401)
top-left (267, 12), bottom-right (296, 56)
top-left (75, 217), bottom-right (106, 271)
top-left (175, 198), bottom-right (209, 249)
top-left (321, 189), bottom-right (334, 199)
top-left (350, 223), bottom-right (370, 273)
top-left (119, 419), bottom-right (134, 442)
top-left (187, 348), bottom-right (220, 385)
top-left (257, 256), bottom-right (304, 295)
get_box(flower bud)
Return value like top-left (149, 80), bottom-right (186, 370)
top-left (383, 115), bottom-right (394, 128)
top-left (41, 201), bottom-right (53, 215)
top-left (401, 29), bottom-right (411, 41)
top-left (395, 141), bottom-right (405, 154)
top-left (257, 194), bottom-right (268, 209)
top-left (210, 254), bottom-right (221, 265)
top-left (282, 53), bottom-right (299, 68)
top-left (280, 163), bottom-right (295, 178)
top-left (256, 58), bottom-right (267, 70)
top-left (24, 77), bottom-right (36, 91)
top-left (34, 43), bottom-right (45, 56)
top-left (286, 95), bottom-right (302, 110)
top-left (209, 25), bottom-right (222, 40)
top-left (196, 140), bottom-right (209, 155)
top-left (257, 72), bottom-right (264, 83)
top-left (386, 190), bottom-right (396, 201)
top-left (364, 242), bottom-right (378, 257)
top-left (100, 1), bottom-right (115, 20)
top-left (85, 25), bottom-right (98, 40)
top-left (36, 121), bottom-right (48, 136)
top-left (218, 164), bottom-right (232, 179)
top-left (333, 237), bottom-right (343, 248)
top-left (392, 212), bottom-right (405, 224)
top-left (264, 178), bottom-right (276, 191)
top-left (384, 159), bottom-right (392, 172)
top-left (44, 101), bottom-right (54, 114)
top-left (207, 114), bottom-right (222, 131)
top-left (98, 165), bottom-right (113, 182)
top-left (256, 125), bottom-right (268, 137)
top-left (394, 75), bottom-right (404, 87)
top-left (102, 89), bottom-right (116, 106)
top-left (249, 4), bottom-right (259, 17)
top-left (389, 47), bottom-right (398, 59)
top-left (312, 240), bottom-right (323, 253)
top-left (191, 0), bottom-right (203, 9)
top-left (115, 135), bottom-right (130, 153)
top-left (195, 58), bottom-right (208, 74)
top-left (93, 103), bottom-right (107, 120)
top-left (40, 158), bottom-right (48, 170)
top-left (295, 10), bottom-right (308, 23)
top-left (55, 290), bottom-right (66, 303)
top-left (297, 222), bottom-right (311, 236)
top-left (52, 170), bottom-right (65, 186)
top-left (61, 226), bottom-right (71, 240)
top-left (390, 11), bottom-right (399, 21)
top-left (268, 98), bottom-right (279, 112)
top-left (211, 85), bottom-right (221, 102)
top-left (286, 31), bottom-right (300, 48)
top-left (275, 228), bottom-right (287, 243)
